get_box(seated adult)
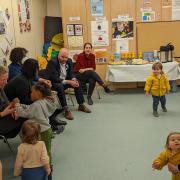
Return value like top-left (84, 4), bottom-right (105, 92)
top-left (5, 59), bottom-right (39, 104)
top-left (8, 47), bottom-right (28, 80)
top-left (0, 66), bottom-right (25, 138)
top-left (74, 42), bottom-right (111, 105)
top-left (46, 48), bottom-right (91, 120)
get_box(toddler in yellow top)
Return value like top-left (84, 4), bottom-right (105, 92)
top-left (152, 132), bottom-right (180, 180)
top-left (144, 62), bottom-right (170, 117)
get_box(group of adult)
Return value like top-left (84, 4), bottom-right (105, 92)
top-left (0, 42), bottom-right (111, 138)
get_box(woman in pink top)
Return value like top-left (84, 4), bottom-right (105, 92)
top-left (14, 120), bottom-right (51, 180)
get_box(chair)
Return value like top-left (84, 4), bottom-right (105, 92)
top-left (65, 88), bottom-right (75, 106)
top-left (0, 135), bottom-right (14, 154)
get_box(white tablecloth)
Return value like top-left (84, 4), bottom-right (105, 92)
top-left (106, 61), bottom-right (180, 82)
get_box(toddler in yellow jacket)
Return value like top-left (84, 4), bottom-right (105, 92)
top-left (152, 132), bottom-right (180, 180)
top-left (144, 62), bottom-right (170, 117)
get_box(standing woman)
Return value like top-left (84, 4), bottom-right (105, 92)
top-left (0, 66), bottom-right (25, 138)
top-left (74, 42), bottom-right (111, 105)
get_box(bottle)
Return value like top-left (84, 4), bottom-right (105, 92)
top-left (138, 52), bottom-right (143, 59)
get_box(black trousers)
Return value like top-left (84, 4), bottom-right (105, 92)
top-left (75, 70), bottom-right (104, 97)
top-left (52, 82), bottom-right (85, 108)
top-left (0, 115), bottom-right (26, 138)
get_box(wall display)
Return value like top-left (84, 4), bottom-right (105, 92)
top-left (68, 36), bottom-right (83, 48)
top-left (142, 11), bottom-right (155, 22)
top-left (94, 49), bottom-right (108, 63)
top-left (112, 19), bottom-right (134, 39)
top-left (66, 24), bottom-right (83, 36)
top-left (75, 24), bottom-right (83, 36)
top-left (116, 39), bottom-right (129, 53)
top-left (172, 0), bottom-right (180, 20)
top-left (90, 0), bottom-right (104, 16)
top-left (66, 24), bottom-right (74, 36)
top-left (17, 0), bottom-right (31, 33)
top-left (91, 20), bottom-right (109, 46)
top-left (69, 16), bottom-right (80, 21)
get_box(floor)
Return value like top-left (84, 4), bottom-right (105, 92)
top-left (1, 88), bottom-right (179, 180)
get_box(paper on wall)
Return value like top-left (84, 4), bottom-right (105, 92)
top-left (69, 17), bottom-right (80, 21)
top-left (91, 20), bottom-right (109, 46)
top-left (68, 36), bottom-right (83, 48)
top-left (90, 0), bottom-right (104, 16)
top-left (116, 39), bottom-right (129, 53)
top-left (172, 0), bottom-right (180, 20)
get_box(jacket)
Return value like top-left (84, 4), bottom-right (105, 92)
top-left (16, 98), bottom-right (56, 132)
top-left (46, 57), bottom-right (75, 84)
top-left (144, 73), bottom-right (170, 96)
top-left (74, 52), bottom-right (96, 72)
top-left (153, 149), bottom-right (180, 180)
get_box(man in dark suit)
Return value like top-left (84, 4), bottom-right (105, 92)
top-left (46, 48), bottom-right (91, 120)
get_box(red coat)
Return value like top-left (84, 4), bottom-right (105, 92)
top-left (74, 52), bottom-right (96, 72)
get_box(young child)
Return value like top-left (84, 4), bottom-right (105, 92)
top-left (144, 62), bottom-right (170, 117)
top-left (152, 132), bottom-right (180, 180)
top-left (14, 120), bottom-right (50, 180)
top-left (15, 82), bottom-right (57, 179)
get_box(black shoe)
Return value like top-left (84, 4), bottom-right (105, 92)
top-left (52, 125), bottom-right (65, 134)
top-left (153, 111), bottom-right (159, 117)
top-left (104, 86), bottom-right (112, 93)
top-left (87, 96), bottom-right (93, 105)
top-left (162, 107), bottom-right (167, 112)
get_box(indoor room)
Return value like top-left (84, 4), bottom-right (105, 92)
top-left (0, 0), bottom-right (180, 180)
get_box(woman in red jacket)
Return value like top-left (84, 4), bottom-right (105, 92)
top-left (74, 43), bottom-right (110, 105)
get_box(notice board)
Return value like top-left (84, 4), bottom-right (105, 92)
top-left (137, 21), bottom-right (180, 57)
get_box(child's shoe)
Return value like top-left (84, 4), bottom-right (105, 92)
top-left (153, 111), bottom-right (159, 117)
top-left (162, 107), bottom-right (167, 112)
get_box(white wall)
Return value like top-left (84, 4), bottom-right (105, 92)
top-left (47, 0), bottom-right (61, 17)
top-left (0, 0), bottom-right (47, 64)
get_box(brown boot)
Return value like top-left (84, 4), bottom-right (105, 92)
top-left (64, 110), bottom-right (74, 120)
top-left (78, 104), bottom-right (91, 113)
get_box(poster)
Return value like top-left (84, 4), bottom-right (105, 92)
top-left (112, 19), bottom-right (134, 39)
top-left (94, 49), bottom-right (108, 63)
top-left (68, 36), bottom-right (83, 48)
top-left (90, 0), bottom-right (103, 16)
top-left (75, 24), bottom-right (83, 36)
top-left (17, 0), bottom-right (31, 33)
top-left (116, 39), bottom-right (129, 53)
top-left (66, 24), bottom-right (83, 36)
top-left (172, 0), bottom-right (180, 20)
top-left (142, 11), bottom-right (155, 22)
top-left (66, 24), bottom-right (74, 36)
top-left (91, 20), bottom-right (109, 46)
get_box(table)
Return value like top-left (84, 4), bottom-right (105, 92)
top-left (106, 61), bottom-right (180, 82)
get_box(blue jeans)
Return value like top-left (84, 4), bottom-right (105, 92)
top-left (22, 166), bottom-right (48, 180)
top-left (152, 95), bottom-right (166, 112)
